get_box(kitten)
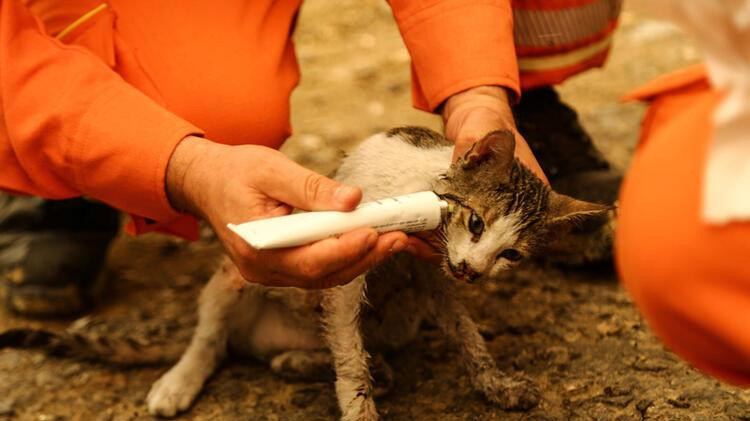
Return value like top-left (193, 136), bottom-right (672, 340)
top-left (0, 127), bottom-right (612, 421)
top-left (145, 127), bottom-right (610, 419)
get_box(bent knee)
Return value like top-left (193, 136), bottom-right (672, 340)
top-left (616, 154), bottom-right (750, 385)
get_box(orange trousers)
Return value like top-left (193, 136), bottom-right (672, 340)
top-left (617, 65), bottom-right (750, 386)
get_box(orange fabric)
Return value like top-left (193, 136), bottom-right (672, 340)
top-left (516, 20), bottom-right (617, 57)
top-left (1, 0), bottom-right (521, 239)
top-left (617, 68), bottom-right (750, 386)
top-left (389, 0), bottom-right (520, 109)
top-left (621, 64), bottom-right (708, 102)
top-left (513, 0), bottom-right (620, 91)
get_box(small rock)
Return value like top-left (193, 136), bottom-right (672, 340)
top-left (73, 372), bottom-right (91, 386)
top-left (631, 356), bottom-right (669, 372)
top-left (563, 330), bottom-right (582, 343)
top-left (666, 397), bottom-right (690, 409)
top-left (596, 319), bottom-right (622, 336)
top-left (61, 363), bottom-right (82, 378)
top-left (563, 380), bottom-right (589, 396)
top-left (37, 415), bottom-right (65, 421)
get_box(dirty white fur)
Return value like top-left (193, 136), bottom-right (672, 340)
top-left (147, 130), bottom-right (540, 420)
top-left (335, 133), bottom-right (453, 201)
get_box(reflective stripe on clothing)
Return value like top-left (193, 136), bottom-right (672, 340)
top-left (513, 0), bottom-right (622, 89)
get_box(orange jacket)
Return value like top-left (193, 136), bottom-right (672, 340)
top-left (0, 0), bottom-right (519, 238)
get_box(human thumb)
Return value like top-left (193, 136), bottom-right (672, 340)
top-left (263, 154), bottom-right (362, 211)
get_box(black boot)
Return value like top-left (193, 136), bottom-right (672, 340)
top-left (513, 87), bottom-right (622, 267)
top-left (513, 87), bottom-right (622, 205)
top-left (0, 195), bottom-right (120, 317)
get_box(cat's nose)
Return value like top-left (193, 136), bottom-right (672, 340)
top-left (448, 260), bottom-right (481, 283)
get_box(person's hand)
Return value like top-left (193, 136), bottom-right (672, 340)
top-left (166, 136), bottom-right (413, 289)
top-left (442, 85), bottom-right (549, 184)
top-left (403, 86), bottom-right (551, 263)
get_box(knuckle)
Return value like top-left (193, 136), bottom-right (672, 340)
top-left (302, 173), bottom-right (324, 203)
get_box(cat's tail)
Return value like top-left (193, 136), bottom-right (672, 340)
top-left (0, 327), bottom-right (185, 366)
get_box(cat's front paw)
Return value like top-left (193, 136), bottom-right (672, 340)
top-left (146, 367), bottom-right (205, 417)
top-left (480, 372), bottom-right (540, 411)
top-left (340, 398), bottom-right (380, 421)
top-left (337, 382), bottom-right (380, 421)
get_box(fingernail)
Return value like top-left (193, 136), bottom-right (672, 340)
top-left (390, 240), bottom-right (407, 254)
top-left (334, 186), bottom-right (359, 207)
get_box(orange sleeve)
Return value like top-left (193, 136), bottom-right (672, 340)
top-left (388, 0), bottom-right (520, 111)
top-left (0, 0), bottom-right (203, 231)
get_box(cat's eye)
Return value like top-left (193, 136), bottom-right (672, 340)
top-left (498, 249), bottom-right (522, 262)
top-left (468, 212), bottom-right (484, 236)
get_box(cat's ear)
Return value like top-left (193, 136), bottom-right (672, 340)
top-left (545, 191), bottom-right (611, 236)
top-left (459, 130), bottom-right (515, 172)
top-left (542, 191), bottom-right (615, 262)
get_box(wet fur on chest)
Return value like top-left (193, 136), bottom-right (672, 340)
top-left (225, 252), bottom-right (442, 357)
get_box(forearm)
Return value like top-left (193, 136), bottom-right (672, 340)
top-left (442, 85), bottom-right (516, 148)
top-left (442, 86), bottom-right (515, 125)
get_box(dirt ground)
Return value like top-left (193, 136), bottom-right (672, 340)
top-left (3, 1), bottom-right (750, 420)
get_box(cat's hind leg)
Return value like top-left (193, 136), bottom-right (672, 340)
top-left (270, 349), bottom-right (334, 381)
top-left (147, 258), bottom-right (243, 417)
top-left (427, 278), bottom-right (540, 410)
top-left (323, 276), bottom-right (379, 421)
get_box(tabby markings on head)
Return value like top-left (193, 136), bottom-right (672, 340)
top-left (386, 126), bottom-right (453, 148)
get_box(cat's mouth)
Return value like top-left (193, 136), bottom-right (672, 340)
top-left (445, 260), bottom-right (482, 284)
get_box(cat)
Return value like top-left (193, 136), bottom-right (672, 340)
top-left (144, 127), bottom-right (611, 419)
top-left (0, 127), bottom-right (612, 421)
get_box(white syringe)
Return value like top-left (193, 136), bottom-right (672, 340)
top-left (227, 191), bottom-right (448, 249)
